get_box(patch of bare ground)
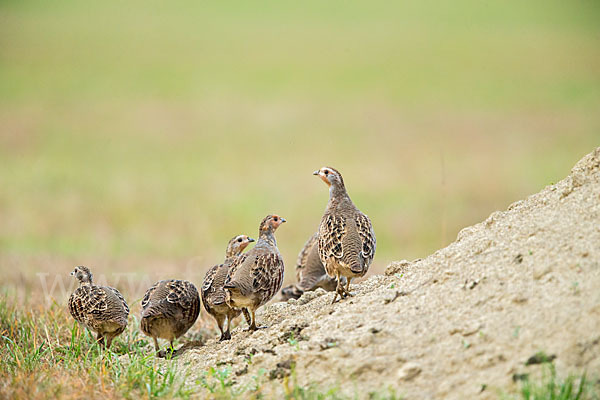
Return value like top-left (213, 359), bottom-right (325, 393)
top-left (171, 148), bottom-right (600, 398)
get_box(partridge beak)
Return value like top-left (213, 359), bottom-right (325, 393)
top-left (280, 218), bottom-right (287, 223)
top-left (313, 170), bottom-right (319, 176)
top-left (248, 237), bottom-right (255, 242)
top-left (70, 271), bottom-right (75, 276)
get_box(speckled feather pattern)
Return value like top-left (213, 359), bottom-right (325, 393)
top-left (225, 251), bottom-right (284, 307)
top-left (251, 252), bottom-right (284, 304)
top-left (68, 285), bottom-right (129, 331)
top-left (356, 213), bottom-right (376, 262)
top-left (203, 262), bottom-right (239, 310)
top-left (140, 279), bottom-right (200, 340)
top-left (224, 253), bottom-right (249, 291)
top-left (282, 229), bottom-right (341, 300)
top-left (296, 232), bottom-right (338, 292)
top-left (202, 236), bottom-right (251, 312)
top-left (319, 215), bottom-right (346, 267)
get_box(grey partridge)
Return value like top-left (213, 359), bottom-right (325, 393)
top-left (224, 214), bottom-right (285, 331)
top-left (202, 234), bottom-right (255, 341)
top-left (281, 232), bottom-right (341, 300)
top-left (313, 167), bottom-right (376, 303)
top-left (68, 266), bottom-right (129, 350)
top-left (140, 279), bottom-right (200, 356)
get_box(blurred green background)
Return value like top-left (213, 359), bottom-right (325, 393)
top-left (1, 0), bottom-right (599, 298)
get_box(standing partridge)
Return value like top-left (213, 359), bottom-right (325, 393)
top-left (68, 266), bottom-right (129, 350)
top-left (281, 232), bottom-right (342, 300)
top-left (202, 234), bottom-right (255, 341)
top-left (224, 214), bottom-right (286, 331)
top-left (313, 167), bottom-right (376, 303)
top-left (140, 279), bottom-right (200, 356)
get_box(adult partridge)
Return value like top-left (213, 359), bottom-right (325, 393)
top-left (281, 232), bottom-right (341, 300)
top-left (224, 214), bottom-right (285, 331)
top-left (202, 234), bottom-right (255, 341)
top-left (68, 266), bottom-right (129, 349)
top-left (140, 279), bottom-right (200, 356)
top-left (313, 167), bottom-right (376, 303)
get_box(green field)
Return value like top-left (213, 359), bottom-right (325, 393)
top-left (1, 0), bottom-right (599, 397)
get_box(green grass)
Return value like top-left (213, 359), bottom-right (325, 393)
top-left (512, 364), bottom-right (598, 400)
top-left (0, 296), bottom-right (193, 399)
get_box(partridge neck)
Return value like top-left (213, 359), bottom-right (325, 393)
top-left (329, 183), bottom-right (350, 203)
top-left (258, 230), bottom-right (277, 247)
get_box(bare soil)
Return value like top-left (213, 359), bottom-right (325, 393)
top-left (171, 148), bottom-right (600, 399)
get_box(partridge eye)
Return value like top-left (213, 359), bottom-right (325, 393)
top-left (237, 238), bottom-right (243, 242)
top-left (273, 217), bottom-right (278, 221)
top-left (324, 170), bottom-right (329, 175)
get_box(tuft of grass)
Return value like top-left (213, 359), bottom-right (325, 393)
top-left (513, 364), bottom-right (597, 400)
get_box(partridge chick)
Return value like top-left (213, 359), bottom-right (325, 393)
top-left (313, 167), bottom-right (376, 303)
top-left (202, 234), bottom-right (255, 341)
top-left (140, 279), bottom-right (200, 356)
top-left (68, 266), bottom-right (129, 349)
top-left (224, 215), bottom-right (285, 331)
top-left (281, 232), bottom-right (342, 300)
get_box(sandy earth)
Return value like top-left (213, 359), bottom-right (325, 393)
top-left (166, 148), bottom-right (600, 399)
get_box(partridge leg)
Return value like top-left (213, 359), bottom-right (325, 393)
top-left (223, 313), bottom-right (235, 341)
top-left (344, 277), bottom-right (354, 297)
top-left (215, 314), bottom-right (227, 341)
top-left (243, 308), bottom-right (251, 327)
top-left (248, 309), bottom-right (267, 331)
top-left (158, 340), bottom-right (176, 358)
top-left (105, 335), bottom-right (114, 350)
top-left (153, 337), bottom-right (160, 352)
top-left (332, 273), bottom-right (343, 304)
top-left (96, 332), bottom-right (105, 348)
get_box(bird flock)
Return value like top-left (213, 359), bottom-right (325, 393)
top-left (68, 167), bottom-right (376, 355)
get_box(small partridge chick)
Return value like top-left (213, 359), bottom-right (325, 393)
top-left (281, 232), bottom-right (342, 300)
top-left (140, 279), bottom-right (200, 356)
top-left (202, 234), bottom-right (255, 341)
top-left (314, 167), bottom-right (376, 303)
top-left (225, 215), bottom-right (285, 331)
top-left (68, 266), bottom-right (129, 349)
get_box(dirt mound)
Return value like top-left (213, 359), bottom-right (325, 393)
top-left (174, 148), bottom-right (600, 398)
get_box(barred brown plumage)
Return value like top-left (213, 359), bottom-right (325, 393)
top-left (201, 234), bottom-right (255, 341)
top-left (224, 214), bottom-right (286, 331)
top-left (281, 231), bottom-right (341, 301)
top-left (68, 266), bottom-right (129, 349)
top-left (140, 279), bottom-right (200, 357)
top-left (313, 167), bottom-right (376, 303)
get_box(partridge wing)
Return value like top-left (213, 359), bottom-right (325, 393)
top-left (318, 214), bottom-right (346, 263)
top-left (356, 212), bottom-right (376, 266)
